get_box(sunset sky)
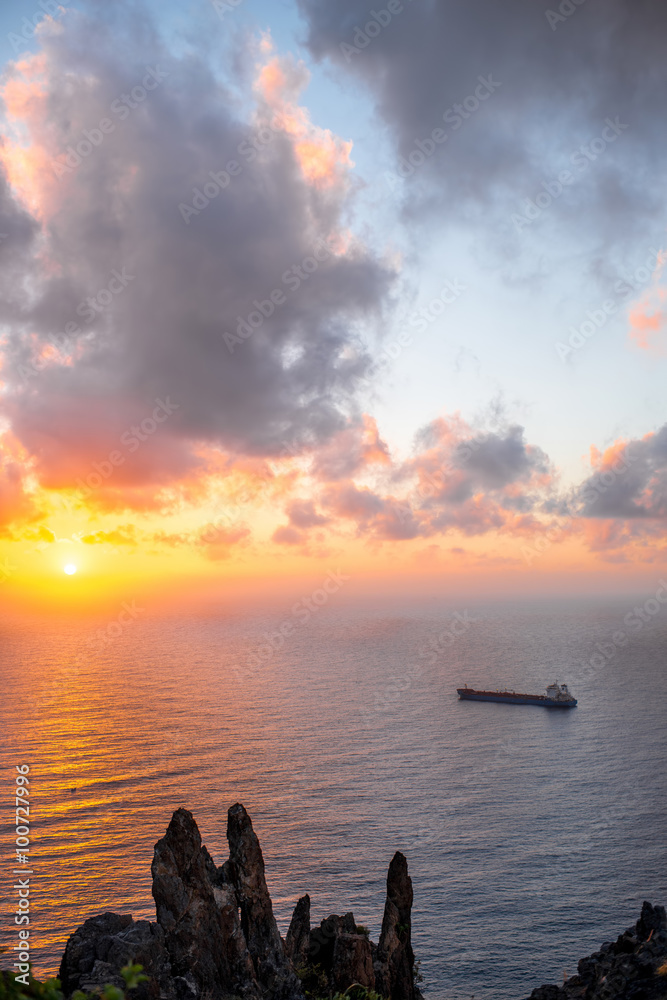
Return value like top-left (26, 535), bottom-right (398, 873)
top-left (0, 0), bottom-right (666, 604)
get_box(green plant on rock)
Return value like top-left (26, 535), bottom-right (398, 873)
top-left (0, 969), bottom-right (64, 1000)
top-left (1, 963), bottom-right (148, 1000)
top-left (354, 926), bottom-right (369, 938)
top-left (119, 967), bottom-right (148, 993)
top-left (332, 987), bottom-right (384, 1000)
top-left (295, 963), bottom-right (329, 999)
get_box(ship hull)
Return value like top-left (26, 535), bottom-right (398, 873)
top-left (457, 689), bottom-right (577, 708)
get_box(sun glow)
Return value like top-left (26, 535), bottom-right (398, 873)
top-left (63, 563), bottom-right (77, 575)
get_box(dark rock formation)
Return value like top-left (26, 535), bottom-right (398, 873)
top-left (58, 913), bottom-right (174, 1000)
top-left (151, 807), bottom-right (256, 1000)
top-left (36, 823), bottom-right (667, 1000)
top-left (307, 912), bottom-right (376, 993)
top-left (299, 854), bottom-right (417, 1000)
top-left (57, 805), bottom-right (418, 1000)
top-left (332, 930), bottom-right (375, 991)
top-left (226, 803), bottom-right (302, 1000)
top-left (375, 853), bottom-right (416, 1000)
top-left (285, 895), bottom-right (311, 968)
top-left (527, 901), bottom-right (667, 1000)
top-left (309, 912), bottom-right (357, 972)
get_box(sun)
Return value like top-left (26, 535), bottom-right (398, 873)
top-left (63, 563), bottom-right (78, 575)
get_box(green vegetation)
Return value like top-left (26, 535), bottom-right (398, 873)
top-left (296, 966), bottom-right (385, 1000)
top-left (332, 987), bottom-right (384, 1000)
top-left (0, 971), bottom-right (64, 1000)
top-left (295, 963), bottom-right (329, 998)
top-left (0, 963), bottom-right (148, 1000)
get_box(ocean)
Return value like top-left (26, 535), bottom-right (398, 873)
top-left (1, 592), bottom-right (666, 1000)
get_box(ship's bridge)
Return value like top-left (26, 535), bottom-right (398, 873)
top-left (546, 682), bottom-right (573, 701)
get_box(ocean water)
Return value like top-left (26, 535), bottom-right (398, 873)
top-left (1, 593), bottom-right (666, 1000)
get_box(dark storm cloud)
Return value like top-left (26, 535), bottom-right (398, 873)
top-left (307, 420), bottom-right (555, 543)
top-left (0, 2), bottom-right (395, 497)
top-left (0, 166), bottom-right (39, 304)
top-left (575, 425), bottom-right (667, 519)
top-left (407, 420), bottom-right (552, 506)
top-left (298, 0), bottom-right (667, 252)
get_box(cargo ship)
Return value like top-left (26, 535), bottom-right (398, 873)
top-left (456, 682), bottom-right (577, 708)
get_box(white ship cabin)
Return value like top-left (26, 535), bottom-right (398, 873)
top-left (546, 682), bottom-right (573, 701)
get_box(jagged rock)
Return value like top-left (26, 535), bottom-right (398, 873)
top-left (50, 805), bottom-right (423, 1000)
top-left (226, 803), bottom-right (303, 1000)
top-left (526, 902), bottom-right (667, 1000)
top-left (309, 913), bottom-right (357, 971)
top-left (285, 895), bottom-right (311, 968)
top-left (638, 902), bottom-right (667, 940)
top-left (331, 932), bottom-right (375, 991)
top-left (306, 912), bottom-right (375, 991)
top-left (58, 912), bottom-right (173, 1000)
top-left (151, 807), bottom-right (256, 1000)
top-left (29, 825), bottom-right (667, 1000)
top-left (375, 853), bottom-right (416, 1000)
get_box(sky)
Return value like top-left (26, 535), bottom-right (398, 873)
top-left (0, 0), bottom-right (666, 607)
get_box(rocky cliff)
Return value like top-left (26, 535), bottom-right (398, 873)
top-left (526, 901), bottom-right (667, 1000)
top-left (58, 805), bottom-right (418, 1000)
top-left (45, 806), bottom-right (667, 1000)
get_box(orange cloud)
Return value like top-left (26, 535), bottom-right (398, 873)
top-left (588, 435), bottom-right (637, 472)
top-left (81, 525), bottom-right (137, 546)
top-left (254, 48), bottom-right (353, 190)
top-left (197, 523), bottom-right (251, 561)
top-left (312, 414), bottom-right (391, 481)
top-left (628, 251), bottom-right (667, 354)
top-left (0, 433), bottom-right (41, 532)
top-left (22, 524), bottom-right (56, 543)
top-left (629, 295), bottom-right (667, 354)
top-left (0, 51), bottom-right (62, 220)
